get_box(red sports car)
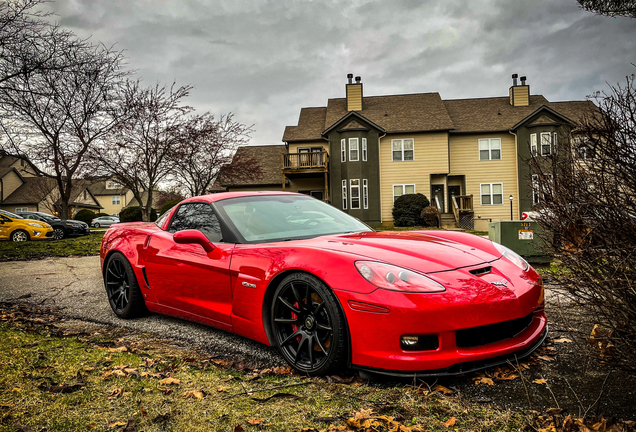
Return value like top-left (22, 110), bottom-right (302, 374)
top-left (100, 191), bottom-right (547, 376)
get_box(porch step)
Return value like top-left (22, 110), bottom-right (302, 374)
top-left (440, 213), bottom-right (458, 228)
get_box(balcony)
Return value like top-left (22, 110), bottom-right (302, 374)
top-left (282, 152), bottom-right (329, 175)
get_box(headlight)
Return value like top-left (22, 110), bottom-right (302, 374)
top-left (492, 242), bottom-right (529, 271)
top-left (25, 222), bottom-right (43, 228)
top-left (355, 261), bottom-right (445, 293)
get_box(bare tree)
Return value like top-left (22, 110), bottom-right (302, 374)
top-left (91, 81), bottom-right (192, 222)
top-left (0, 0), bottom-right (90, 89)
top-left (171, 112), bottom-right (256, 197)
top-left (0, 38), bottom-right (128, 219)
top-left (530, 72), bottom-right (636, 372)
top-left (576, 0), bottom-right (636, 18)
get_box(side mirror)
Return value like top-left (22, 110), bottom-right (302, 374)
top-left (173, 229), bottom-right (215, 252)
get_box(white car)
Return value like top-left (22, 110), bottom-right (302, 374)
top-left (91, 216), bottom-right (120, 228)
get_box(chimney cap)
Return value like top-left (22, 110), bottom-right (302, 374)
top-left (512, 73), bottom-right (518, 79)
top-left (347, 73), bottom-right (353, 78)
top-left (355, 76), bottom-right (361, 83)
top-left (520, 76), bottom-right (527, 82)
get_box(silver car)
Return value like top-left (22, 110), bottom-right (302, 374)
top-left (91, 216), bottom-right (120, 228)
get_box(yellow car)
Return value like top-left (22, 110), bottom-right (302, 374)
top-left (0, 209), bottom-right (54, 242)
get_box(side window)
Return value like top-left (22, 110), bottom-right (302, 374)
top-left (168, 203), bottom-right (223, 242)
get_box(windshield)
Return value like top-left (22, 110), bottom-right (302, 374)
top-left (38, 213), bottom-right (60, 221)
top-left (215, 194), bottom-right (372, 243)
top-left (0, 209), bottom-right (20, 219)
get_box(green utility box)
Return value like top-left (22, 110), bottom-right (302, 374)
top-left (488, 220), bottom-right (550, 263)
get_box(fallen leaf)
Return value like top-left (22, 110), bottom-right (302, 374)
top-left (474, 377), bottom-right (494, 386)
top-left (442, 417), bottom-right (457, 428)
top-left (123, 417), bottom-right (136, 432)
top-left (432, 384), bottom-right (453, 394)
top-left (533, 378), bottom-right (548, 385)
top-left (140, 406), bottom-right (148, 419)
top-left (159, 377), bottom-right (181, 385)
top-left (108, 388), bottom-right (122, 399)
top-left (232, 425), bottom-right (244, 432)
top-left (49, 383), bottom-right (84, 393)
top-left (181, 390), bottom-right (204, 399)
top-left (15, 424), bottom-right (33, 432)
top-left (217, 386), bottom-right (228, 392)
top-left (107, 421), bottom-right (126, 428)
top-left (87, 423), bottom-right (97, 430)
top-left (248, 419), bottom-right (264, 425)
top-left (553, 338), bottom-right (573, 343)
top-left (537, 355), bottom-right (556, 362)
top-left (353, 408), bottom-right (374, 421)
top-left (108, 346), bottom-right (128, 352)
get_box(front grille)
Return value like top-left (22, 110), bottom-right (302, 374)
top-left (456, 313), bottom-right (534, 348)
top-left (469, 266), bottom-right (492, 276)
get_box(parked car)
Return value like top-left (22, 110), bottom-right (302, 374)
top-left (101, 191), bottom-right (546, 377)
top-left (92, 216), bottom-right (120, 228)
top-left (0, 209), bottom-right (53, 242)
top-left (17, 211), bottom-right (90, 240)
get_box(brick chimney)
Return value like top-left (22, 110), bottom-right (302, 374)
top-left (346, 74), bottom-right (363, 111)
top-left (509, 73), bottom-right (529, 106)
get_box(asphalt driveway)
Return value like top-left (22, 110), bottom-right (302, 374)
top-left (0, 256), bottom-right (284, 368)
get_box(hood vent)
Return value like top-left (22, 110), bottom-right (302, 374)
top-left (469, 266), bottom-right (492, 276)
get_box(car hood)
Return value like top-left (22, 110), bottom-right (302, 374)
top-left (15, 218), bottom-right (50, 228)
top-left (304, 231), bottom-right (500, 273)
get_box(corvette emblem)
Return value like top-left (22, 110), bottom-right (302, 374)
top-left (491, 280), bottom-right (508, 286)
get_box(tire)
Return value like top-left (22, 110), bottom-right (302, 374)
top-left (52, 228), bottom-right (66, 240)
top-left (104, 252), bottom-right (147, 319)
top-left (271, 272), bottom-right (347, 376)
top-left (10, 230), bottom-right (29, 242)
top-left (94, 223), bottom-right (100, 228)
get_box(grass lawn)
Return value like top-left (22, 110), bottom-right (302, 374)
top-left (0, 316), bottom-right (527, 432)
top-left (0, 232), bottom-right (103, 261)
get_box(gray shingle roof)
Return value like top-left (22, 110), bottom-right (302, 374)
top-left (216, 145), bottom-right (286, 187)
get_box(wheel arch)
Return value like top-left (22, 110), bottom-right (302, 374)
top-left (261, 269), bottom-right (352, 366)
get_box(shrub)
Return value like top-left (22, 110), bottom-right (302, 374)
top-left (73, 209), bottom-right (109, 224)
top-left (160, 199), bottom-right (181, 216)
top-left (392, 193), bottom-right (430, 227)
top-left (120, 206), bottom-right (158, 222)
top-left (420, 206), bottom-right (439, 227)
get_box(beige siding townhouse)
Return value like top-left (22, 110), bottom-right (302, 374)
top-left (219, 74), bottom-right (596, 228)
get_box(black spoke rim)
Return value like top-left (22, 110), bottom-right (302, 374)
top-left (273, 280), bottom-right (333, 372)
top-left (105, 258), bottom-right (130, 313)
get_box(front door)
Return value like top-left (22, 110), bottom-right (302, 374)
top-left (432, 184), bottom-right (445, 213)
top-left (448, 186), bottom-right (461, 211)
top-left (142, 203), bottom-right (234, 327)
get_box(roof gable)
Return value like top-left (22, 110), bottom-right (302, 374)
top-left (216, 145), bottom-right (285, 187)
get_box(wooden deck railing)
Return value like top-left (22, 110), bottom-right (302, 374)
top-left (282, 152), bottom-right (329, 170)
top-left (452, 194), bottom-right (474, 225)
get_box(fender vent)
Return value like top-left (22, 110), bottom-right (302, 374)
top-left (469, 266), bottom-right (491, 276)
top-left (142, 267), bottom-right (150, 288)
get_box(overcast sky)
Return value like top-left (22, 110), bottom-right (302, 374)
top-left (45, 0), bottom-right (636, 145)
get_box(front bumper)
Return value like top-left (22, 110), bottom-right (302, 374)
top-left (67, 225), bottom-right (90, 236)
top-left (335, 259), bottom-right (547, 375)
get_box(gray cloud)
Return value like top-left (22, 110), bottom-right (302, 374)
top-left (45, 0), bottom-right (636, 144)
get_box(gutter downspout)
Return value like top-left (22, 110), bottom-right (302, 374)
top-left (509, 129), bottom-right (520, 220)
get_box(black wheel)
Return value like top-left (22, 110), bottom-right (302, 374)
top-left (271, 273), bottom-right (347, 375)
top-left (94, 223), bottom-right (100, 228)
top-left (104, 252), bottom-right (146, 318)
top-left (52, 228), bottom-right (66, 240)
top-left (10, 229), bottom-right (29, 242)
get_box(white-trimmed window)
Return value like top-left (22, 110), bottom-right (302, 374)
top-left (362, 138), bottom-right (367, 161)
top-left (107, 181), bottom-right (121, 189)
top-left (341, 139), bottom-right (346, 162)
top-left (478, 138), bottom-right (501, 160)
top-left (363, 179), bottom-right (368, 209)
top-left (349, 138), bottom-right (359, 161)
top-left (350, 179), bottom-right (360, 209)
top-left (532, 174), bottom-right (553, 204)
top-left (541, 132), bottom-right (552, 156)
top-left (530, 133), bottom-right (537, 155)
top-left (392, 139), bottom-right (414, 161)
top-left (342, 179), bottom-right (347, 210)
top-left (480, 183), bottom-right (503, 205)
top-left (393, 184), bottom-right (415, 202)
top-left (112, 196), bottom-right (121, 205)
top-left (532, 175), bottom-right (540, 205)
top-left (15, 207), bottom-right (28, 212)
